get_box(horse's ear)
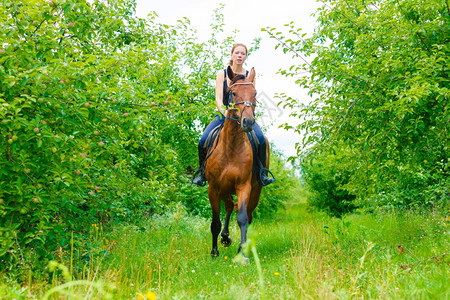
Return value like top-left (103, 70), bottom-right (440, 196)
top-left (227, 65), bottom-right (234, 81)
top-left (247, 67), bottom-right (255, 82)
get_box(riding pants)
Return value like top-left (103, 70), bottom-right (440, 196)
top-left (198, 114), bottom-right (266, 149)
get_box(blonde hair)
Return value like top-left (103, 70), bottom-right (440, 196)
top-left (229, 43), bottom-right (248, 66)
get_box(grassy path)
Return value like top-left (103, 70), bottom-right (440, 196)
top-left (98, 201), bottom-right (448, 299)
top-left (6, 200), bottom-right (447, 299)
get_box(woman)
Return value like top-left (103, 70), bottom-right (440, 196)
top-left (192, 43), bottom-right (275, 187)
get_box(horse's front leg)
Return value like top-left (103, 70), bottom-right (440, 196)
top-left (221, 195), bottom-right (234, 247)
top-left (237, 201), bottom-right (248, 253)
top-left (208, 189), bottom-right (221, 257)
top-left (236, 185), bottom-right (251, 253)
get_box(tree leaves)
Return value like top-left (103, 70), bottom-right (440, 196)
top-left (0, 0), bottom-right (236, 272)
top-left (267, 0), bottom-right (449, 211)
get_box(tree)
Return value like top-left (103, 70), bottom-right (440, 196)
top-left (0, 0), bottom-right (238, 272)
top-left (265, 0), bottom-right (449, 211)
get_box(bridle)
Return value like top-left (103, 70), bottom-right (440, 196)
top-left (226, 82), bottom-right (257, 124)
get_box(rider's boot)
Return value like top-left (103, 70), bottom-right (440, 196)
top-left (192, 145), bottom-right (207, 186)
top-left (257, 143), bottom-right (276, 186)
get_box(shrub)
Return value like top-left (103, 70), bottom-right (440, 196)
top-left (0, 0), bottom-right (233, 274)
top-left (267, 0), bottom-right (449, 210)
top-left (300, 148), bottom-right (357, 217)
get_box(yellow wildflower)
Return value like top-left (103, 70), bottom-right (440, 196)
top-left (274, 272), bottom-right (280, 276)
top-left (146, 292), bottom-right (157, 300)
top-left (136, 294), bottom-right (145, 300)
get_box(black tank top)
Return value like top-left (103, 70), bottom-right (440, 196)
top-left (223, 69), bottom-right (249, 107)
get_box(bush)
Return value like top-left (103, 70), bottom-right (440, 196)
top-left (0, 0), bottom-right (233, 274)
top-left (300, 148), bottom-right (357, 217)
top-left (268, 0), bottom-right (449, 210)
top-left (256, 149), bottom-right (303, 218)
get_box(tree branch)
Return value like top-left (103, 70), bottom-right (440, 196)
top-left (326, 100), bottom-right (356, 145)
top-left (268, 32), bottom-right (311, 66)
top-left (319, 0), bottom-right (387, 51)
top-left (395, 0), bottom-right (432, 53)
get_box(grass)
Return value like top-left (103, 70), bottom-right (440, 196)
top-left (1, 200), bottom-right (449, 299)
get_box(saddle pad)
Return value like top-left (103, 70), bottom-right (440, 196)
top-left (204, 126), bottom-right (260, 175)
top-left (204, 124), bottom-right (223, 149)
top-left (247, 130), bottom-right (260, 174)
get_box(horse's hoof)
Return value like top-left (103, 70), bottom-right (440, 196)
top-left (232, 253), bottom-right (250, 265)
top-left (221, 237), bottom-right (232, 247)
top-left (211, 249), bottom-right (219, 258)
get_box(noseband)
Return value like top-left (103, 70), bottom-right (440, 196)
top-left (226, 82), bottom-right (256, 124)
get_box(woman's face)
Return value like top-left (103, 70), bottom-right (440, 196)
top-left (231, 46), bottom-right (247, 65)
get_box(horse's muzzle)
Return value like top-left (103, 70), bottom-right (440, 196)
top-left (241, 117), bottom-right (255, 133)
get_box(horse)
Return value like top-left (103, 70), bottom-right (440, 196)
top-left (204, 66), bottom-right (270, 257)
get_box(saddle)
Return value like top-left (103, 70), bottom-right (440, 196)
top-left (204, 123), bottom-right (223, 150)
top-left (203, 124), bottom-right (261, 175)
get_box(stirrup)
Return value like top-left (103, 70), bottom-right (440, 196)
top-left (192, 168), bottom-right (206, 187)
top-left (259, 168), bottom-right (276, 186)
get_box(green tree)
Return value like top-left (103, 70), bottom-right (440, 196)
top-left (300, 143), bottom-right (357, 217)
top-left (0, 0), bottom-right (236, 272)
top-left (265, 0), bottom-right (449, 211)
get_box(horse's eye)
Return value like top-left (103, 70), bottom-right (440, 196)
top-left (232, 92), bottom-right (237, 97)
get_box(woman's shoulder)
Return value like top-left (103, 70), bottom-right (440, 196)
top-left (216, 69), bottom-right (226, 81)
top-left (216, 67), bottom-right (252, 80)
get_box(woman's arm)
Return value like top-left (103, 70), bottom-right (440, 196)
top-left (215, 70), bottom-right (225, 114)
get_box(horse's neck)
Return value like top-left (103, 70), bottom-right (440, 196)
top-left (221, 119), bottom-right (249, 154)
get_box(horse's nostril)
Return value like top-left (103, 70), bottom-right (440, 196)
top-left (241, 118), bottom-right (255, 132)
top-left (243, 118), bottom-right (254, 126)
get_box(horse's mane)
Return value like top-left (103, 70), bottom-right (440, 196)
top-left (230, 74), bottom-right (246, 85)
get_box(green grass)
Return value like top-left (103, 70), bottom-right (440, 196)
top-left (1, 201), bottom-right (449, 299)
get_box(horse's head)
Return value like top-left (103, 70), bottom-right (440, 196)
top-left (227, 66), bottom-right (257, 133)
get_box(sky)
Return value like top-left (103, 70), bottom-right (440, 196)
top-left (134, 0), bottom-right (320, 157)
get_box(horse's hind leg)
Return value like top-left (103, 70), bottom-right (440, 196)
top-left (209, 189), bottom-right (221, 257)
top-left (247, 185), bottom-right (262, 225)
top-left (220, 195), bottom-right (233, 247)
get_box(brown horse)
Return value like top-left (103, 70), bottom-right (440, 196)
top-left (204, 66), bottom-right (270, 257)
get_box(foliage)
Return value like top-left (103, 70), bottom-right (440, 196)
top-left (3, 199), bottom-right (448, 299)
top-left (265, 0), bottom-right (449, 212)
top-left (255, 148), bottom-right (302, 218)
top-left (42, 261), bottom-right (113, 299)
top-left (168, 174), bottom-right (212, 218)
top-left (300, 145), bottom-right (357, 217)
top-left (169, 148), bottom-right (300, 220)
top-left (0, 0), bottom-right (241, 274)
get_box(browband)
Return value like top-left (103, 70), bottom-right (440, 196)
top-left (228, 82), bottom-right (254, 89)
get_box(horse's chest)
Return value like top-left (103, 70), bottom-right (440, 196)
top-left (205, 137), bottom-right (253, 190)
top-left (212, 158), bottom-right (251, 182)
